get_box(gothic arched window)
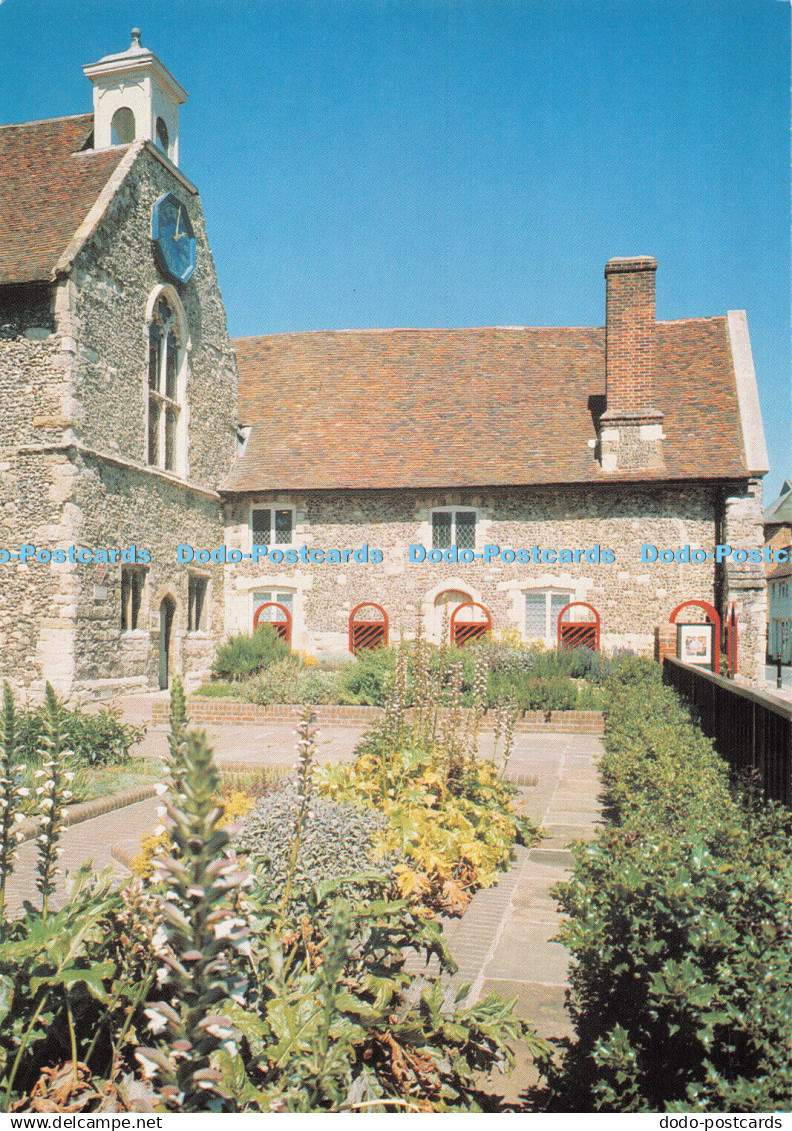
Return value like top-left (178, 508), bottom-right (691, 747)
top-left (147, 294), bottom-right (184, 474)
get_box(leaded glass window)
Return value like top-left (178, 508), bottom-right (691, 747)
top-left (431, 510), bottom-right (476, 550)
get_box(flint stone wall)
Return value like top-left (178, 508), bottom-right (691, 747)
top-left (221, 481), bottom-right (769, 679)
top-left (0, 146), bottom-right (237, 695)
top-left (68, 451), bottom-right (225, 694)
top-left (65, 147), bottom-right (237, 485)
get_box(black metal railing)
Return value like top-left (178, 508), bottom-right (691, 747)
top-left (663, 657), bottom-right (792, 807)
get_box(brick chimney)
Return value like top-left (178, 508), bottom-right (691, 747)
top-left (598, 256), bottom-right (665, 472)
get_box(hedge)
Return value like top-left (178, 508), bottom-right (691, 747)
top-left (543, 658), bottom-right (792, 1112)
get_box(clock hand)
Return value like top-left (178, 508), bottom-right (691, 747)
top-left (173, 206), bottom-right (187, 241)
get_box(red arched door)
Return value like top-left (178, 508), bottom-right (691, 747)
top-left (349, 602), bottom-right (389, 654)
top-left (450, 601), bottom-right (492, 646)
top-left (253, 602), bottom-right (292, 648)
top-left (557, 602), bottom-right (601, 651)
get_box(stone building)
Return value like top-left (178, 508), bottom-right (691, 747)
top-left (0, 32), bottom-right (237, 696)
top-left (226, 256), bottom-right (769, 681)
top-left (0, 32), bottom-right (771, 693)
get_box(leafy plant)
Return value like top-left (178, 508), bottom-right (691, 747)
top-left (234, 783), bottom-right (401, 914)
top-left (211, 625), bottom-right (290, 682)
top-left (34, 684), bottom-right (78, 916)
top-left (338, 646), bottom-right (397, 705)
top-left (242, 659), bottom-right (341, 706)
top-left (0, 864), bottom-right (149, 1111)
top-left (0, 682), bottom-right (26, 920)
top-left (321, 742), bottom-right (536, 914)
top-left (194, 681), bottom-right (242, 699)
top-left (541, 661), bottom-right (792, 1112)
top-left (13, 702), bottom-right (144, 770)
top-left (135, 714), bottom-right (254, 1110)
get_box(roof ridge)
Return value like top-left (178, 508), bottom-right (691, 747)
top-left (657, 315), bottom-right (725, 326)
top-left (232, 319), bottom-right (723, 344)
top-left (232, 325), bottom-right (604, 343)
top-left (0, 111), bottom-right (93, 131)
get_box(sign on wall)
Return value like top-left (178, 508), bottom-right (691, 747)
top-left (676, 622), bottom-right (716, 671)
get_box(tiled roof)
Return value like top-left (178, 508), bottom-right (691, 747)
top-left (225, 318), bottom-right (747, 491)
top-left (0, 114), bottom-right (127, 285)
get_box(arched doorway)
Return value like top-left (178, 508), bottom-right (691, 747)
top-left (158, 596), bottom-right (176, 690)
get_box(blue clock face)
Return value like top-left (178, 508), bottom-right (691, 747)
top-left (151, 193), bottom-right (196, 284)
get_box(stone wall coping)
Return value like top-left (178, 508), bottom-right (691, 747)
top-left (53, 141), bottom-right (145, 281)
top-left (16, 782), bottom-right (160, 845)
top-left (151, 696), bottom-right (605, 734)
top-left (726, 311), bottom-right (769, 475)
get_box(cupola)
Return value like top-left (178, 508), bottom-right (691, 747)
top-left (83, 29), bottom-right (187, 165)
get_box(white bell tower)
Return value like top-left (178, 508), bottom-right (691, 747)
top-left (83, 29), bottom-right (188, 166)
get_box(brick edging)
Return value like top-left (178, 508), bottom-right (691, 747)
top-left (16, 783), bottom-right (160, 845)
top-left (151, 697), bottom-right (604, 735)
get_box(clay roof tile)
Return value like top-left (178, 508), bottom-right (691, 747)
top-left (0, 113), bottom-right (127, 285)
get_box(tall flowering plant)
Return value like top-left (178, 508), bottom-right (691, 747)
top-left (0, 682), bottom-right (28, 924)
top-left (34, 683), bottom-right (75, 916)
top-left (136, 679), bottom-right (253, 1111)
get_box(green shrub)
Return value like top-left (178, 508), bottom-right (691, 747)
top-left (575, 683), bottom-right (608, 710)
top-left (481, 641), bottom-right (615, 685)
top-left (487, 670), bottom-right (576, 712)
top-left (606, 650), bottom-right (658, 688)
top-left (517, 676), bottom-right (576, 712)
top-left (193, 680), bottom-right (241, 698)
top-left (338, 645), bottom-right (397, 705)
top-left (242, 658), bottom-right (341, 705)
top-left (211, 624), bottom-right (289, 681)
top-left (234, 783), bottom-right (402, 913)
top-left (14, 702), bottom-right (144, 768)
top-left (543, 664), bottom-right (792, 1112)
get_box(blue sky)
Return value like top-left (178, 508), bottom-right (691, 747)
top-left (0, 0), bottom-right (789, 497)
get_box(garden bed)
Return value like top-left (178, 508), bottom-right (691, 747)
top-left (0, 677), bottom-right (550, 1113)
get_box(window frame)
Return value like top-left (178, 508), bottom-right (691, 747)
top-left (429, 507), bottom-right (478, 551)
top-left (187, 573), bottom-right (210, 634)
top-left (120, 566), bottom-right (147, 633)
top-left (145, 289), bottom-right (188, 478)
top-left (249, 504), bottom-right (296, 550)
top-left (523, 587), bottom-right (575, 647)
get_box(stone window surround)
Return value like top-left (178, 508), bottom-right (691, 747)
top-left (498, 576), bottom-right (593, 645)
top-left (235, 573), bottom-right (309, 646)
top-left (187, 569), bottom-right (211, 635)
top-left (120, 564), bottom-right (148, 635)
top-left (416, 503), bottom-right (490, 552)
top-left (144, 284), bottom-right (191, 480)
